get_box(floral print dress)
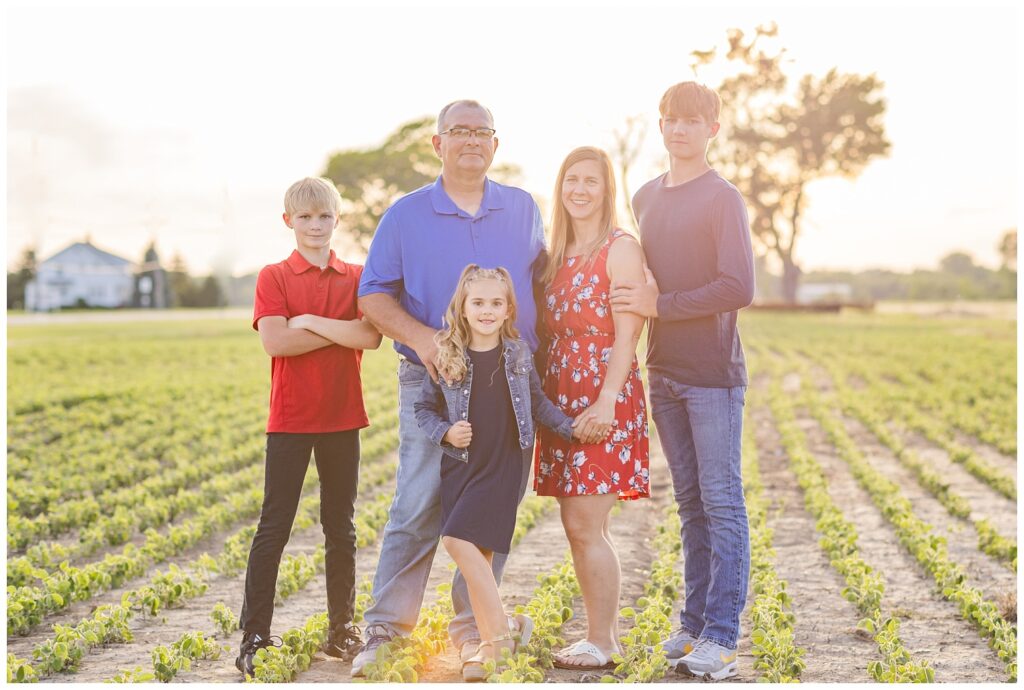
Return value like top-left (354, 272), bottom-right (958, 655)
top-left (534, 230), bottom-right (650, 500)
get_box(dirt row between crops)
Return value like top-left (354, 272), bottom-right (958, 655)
top-left (12, 470), bottom-right (263, 572)
top-left (774, 367), bottom-right (1010, 682)
top-left (8, 452), bottom-right (401, 682)
top-left (801, 356), bottom-right (1017, 540)
top-left (748, 382), bottom-right (876, 682)
top-left (844, 415), bottom-right (1016, 596)
top-left (953, 429), bottom-right (1018, 476)
top-left (900, 428), bottom-right (1018, 540)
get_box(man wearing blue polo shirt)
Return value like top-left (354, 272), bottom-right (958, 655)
top-left (353, 99), bottom-right (545, 678)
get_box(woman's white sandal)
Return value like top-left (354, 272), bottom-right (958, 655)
top-left (552, 639), bottom-right (618, 670)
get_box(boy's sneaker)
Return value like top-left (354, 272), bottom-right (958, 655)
top-left (676, 638), bottom-right (738, 681)
top-left (350, 624), bottom-right (395, 678)
top-left (235, 631), bottom-right (282, 678)
top-left (323, 623), bottom-right (364, 661)
top-left (649, 628), bottom-right (698, 659)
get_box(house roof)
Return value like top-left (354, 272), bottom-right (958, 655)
top-left (40, 241), bottom-right (132, 267)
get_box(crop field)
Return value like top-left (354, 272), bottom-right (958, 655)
top-left (5, 311), bottom-right (1017, 683)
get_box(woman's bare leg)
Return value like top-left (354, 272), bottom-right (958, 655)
top-left (556, 494), bottom-right (621, 665)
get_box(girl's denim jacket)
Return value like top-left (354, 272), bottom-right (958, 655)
top-left (413, 337), bottom-right (574, 462)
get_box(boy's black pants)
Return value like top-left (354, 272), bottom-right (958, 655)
top-left (240, 430), bottom-right (360, 637)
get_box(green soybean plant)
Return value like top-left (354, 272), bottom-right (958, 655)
top-left (210, 602), bottom-right (239, 638)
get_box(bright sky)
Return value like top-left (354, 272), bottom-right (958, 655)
top-left (5, 4), bottom-right (1019, 276)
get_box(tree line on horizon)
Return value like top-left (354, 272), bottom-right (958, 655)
top-left (8, 232), bottom-right (1015, 311)
top-left (755, 241), bottom-right (1016, 304)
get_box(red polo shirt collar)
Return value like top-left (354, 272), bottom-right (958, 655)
top-left (284, 249), bottom-right (349, 275)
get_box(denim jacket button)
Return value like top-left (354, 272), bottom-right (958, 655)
top-left (514, 396), bottom-right (520, 402)
top-left (462, 389), bottom-right (469, 395)
top-left (462, 412), bottom-right (467, 418)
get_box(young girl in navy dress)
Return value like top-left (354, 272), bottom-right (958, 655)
top-left (414, 265), bottom-right (598, 681)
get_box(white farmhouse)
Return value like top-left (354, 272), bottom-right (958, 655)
top-left (25, 241), bottom-right (135, 311)
top-left (796, 282), bottom-right (853, 304)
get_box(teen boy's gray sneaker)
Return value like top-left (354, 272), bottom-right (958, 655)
top-left (650, 628), bottom-right (698, 659)
top-left (676, 638), bottom-right (738, 681)
top-left (350, 624), bottom-right (394, 678)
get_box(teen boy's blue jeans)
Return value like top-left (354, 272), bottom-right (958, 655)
top-left (362, 359), bottom-right (533, 648)
top-left (648, 372), bottom-right (749, 650)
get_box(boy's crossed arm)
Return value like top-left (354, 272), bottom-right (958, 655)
top-left (257, 315), bottom-right (381, 357)
top-left (289, 314), bottom-right (382, 351)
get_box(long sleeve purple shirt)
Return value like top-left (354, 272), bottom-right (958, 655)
top-left (632, 169), bottom-right (755, 388)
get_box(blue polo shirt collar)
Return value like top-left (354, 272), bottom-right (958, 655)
top-left (285, 249), bottom-right (348, 275)
top-left (429, 176), bottom-right (505, 219)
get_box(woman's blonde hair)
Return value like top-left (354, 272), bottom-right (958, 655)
top-left (543, 146), bottom-right (619, 285)
top-left (435, 264), bottom-right (520, 382)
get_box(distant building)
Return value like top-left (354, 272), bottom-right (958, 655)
top-left (133, 244), bottom-right (172, 308)
top-left (25, 241), bottom-right (136, 311)
top-left (796, 282), bottom-right (853, 304)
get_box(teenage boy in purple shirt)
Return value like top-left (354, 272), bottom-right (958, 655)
top-left (353, 99), bottom-right (546, 679)
top-left (611, 81), bottom-right (755, 681)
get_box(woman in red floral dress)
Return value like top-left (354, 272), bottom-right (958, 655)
top-left (535, 146), bottom-right (650, 670)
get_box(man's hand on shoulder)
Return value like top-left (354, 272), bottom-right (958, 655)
top-left (610, 266), bottom-right (661, 318)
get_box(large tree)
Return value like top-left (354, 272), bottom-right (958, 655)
top-left (694, 25), bottom-right (890, 302)
top-left (322, 117), bottom-right (521, 251)
top-left (322, 117), bottom-right (439, 252)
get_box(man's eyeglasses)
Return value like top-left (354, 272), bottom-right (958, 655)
top-left (439, 127), bottom-right (496, 141)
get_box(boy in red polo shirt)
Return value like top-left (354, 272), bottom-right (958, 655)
top-left (236, 177), bottom-right (382, 678)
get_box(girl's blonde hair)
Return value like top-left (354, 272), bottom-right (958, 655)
top-left (435, 264), bottom-right (520, 382)
top-left (543, 146), bottom-right (619, 285)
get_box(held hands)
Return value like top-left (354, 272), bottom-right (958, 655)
top-left (572, 393), bottom-right (617, 444)
top-left (610, 266), bottom-right (661, 317)
top-left (443, 421), bottom-right (473, 448)
top-left (571, 420), bottom-right (605, 445)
